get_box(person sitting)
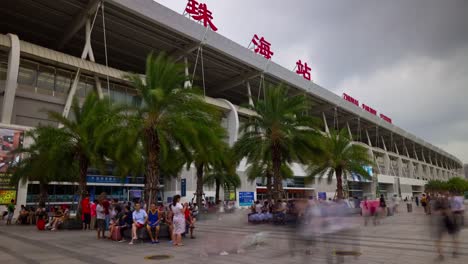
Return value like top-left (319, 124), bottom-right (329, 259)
top-left (129, 202), bottom-right (147, 245)
top-left (109, 205), bottom-right (123, 240)
top-left (17, 205), bottom-right (29, 225)
top-left (36, 208), bottom-right (48, 230)
top-left (28, 207), bottom-right (35, 225)
top-left (118, 206), bottom-right (133, 242)
top-left (146, 203), bottom-right (161, 244)
top-left (48, 208), bottom-right (64, 231)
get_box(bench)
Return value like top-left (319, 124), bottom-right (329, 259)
top-left (123, 223), bottom-right (170, 241)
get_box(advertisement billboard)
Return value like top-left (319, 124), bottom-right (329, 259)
top-left (0, 127), bottom-right (24, 204)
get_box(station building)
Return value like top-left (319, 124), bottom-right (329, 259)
top-left (0, 0), bottom-right (464, 212)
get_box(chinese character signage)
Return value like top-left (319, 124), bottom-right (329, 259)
top-left (342, 94), bottom-right (392, 123)
top-left (251, 34), bottom-right (274, 59)
top-left (362, 103), bottom-right (377, 115)
top-left (343, 93), bottom-right (359, 106)
top-left (295, 60), bottom-right (311, 80)
top-left (185, 0), bottom-right (218, 31)
top-left (380, 114), bottom-right (392, 124)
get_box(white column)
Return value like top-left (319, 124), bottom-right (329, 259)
top-left (417, 163), bottom-right (424, 179)
top-left (409, 161), bottom-right (414, 178)
top-left (219, 99), bottom-right (239, 147)
top-left (384, 153), bottom-right (390, 175)
top-left (397, 157), bottom-right (403, 177)
top-left (1, 34), bottom-right (20, 124)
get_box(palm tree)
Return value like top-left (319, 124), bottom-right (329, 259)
top-left (188, 120), bottom-right (227, 209)
top-left (125, 52), bottom-right (221, 206)
top-left (47, 93), bottom-right (124, 214)
top-left (234, 85), bottom-right (321, 200)
top-left (203, 148), bottom-right (241, 203)
top-left (9, 127), bottom-right (78, 206)
top-left (244, 160), bottom-right (293, 204)
top-left (307, 129), bottom-right (374, 200)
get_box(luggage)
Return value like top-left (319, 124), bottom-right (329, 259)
top-left (37, 219), bottom-right (46, 230)
top-left (111, 226), bottom-right (122, 241)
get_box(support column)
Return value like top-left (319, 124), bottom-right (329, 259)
top-left (397, 157), bottom-right (403, 178)
top-left (62, 17), bottom-right (103, 118)
top-left (219, 99), bottom-right (239, 147)
top-left (409, 161), bottom-right (415, 179)
top-left (384, 153), bottom-right (390, 175)
top-left (417, 163), bottom-right (424, 179)
top-left (368, 148), bottom-right (377, 199)
top-left (322, 112), bottom-right (330, 134)
top-left (1, 34), bottom-right (20, 124)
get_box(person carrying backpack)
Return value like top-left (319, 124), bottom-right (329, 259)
top-left (421, 194), bottom-right (428, 214)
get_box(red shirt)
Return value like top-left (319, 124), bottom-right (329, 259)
top-left (184, 208), bottom-right (190, 220)
top-left (90, 203), bottom-right (97, 217)
top-left (81, 198), bottom-right (91, 214)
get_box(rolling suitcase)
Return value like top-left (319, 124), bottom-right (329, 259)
top-left (111, 226), bottom-right (122, 241)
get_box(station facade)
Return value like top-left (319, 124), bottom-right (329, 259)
top-left (0, 0), bottom-right (464, 212)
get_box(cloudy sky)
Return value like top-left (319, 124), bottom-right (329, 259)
top-left (156, 0), bottom-right (468, 163)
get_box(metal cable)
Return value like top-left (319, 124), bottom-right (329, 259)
top-left (101, 0), bottom-right (111, 102)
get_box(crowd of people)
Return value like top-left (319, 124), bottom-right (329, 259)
top-left (1, 199), bottom-right (70, 231)
top-left (79, 193), bottom-right (198, 246)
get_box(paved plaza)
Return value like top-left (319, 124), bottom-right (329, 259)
top-left (0, 206), bottom-right (467, 264)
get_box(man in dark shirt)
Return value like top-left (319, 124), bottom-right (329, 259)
top-left (118, 206), bottom-right (133, 242)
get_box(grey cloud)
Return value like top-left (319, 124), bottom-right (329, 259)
top-left (156, 0), bottom-right (468, 162)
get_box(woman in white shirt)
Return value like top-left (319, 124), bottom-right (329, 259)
top-left (171, 195), bottom-right (186, 246)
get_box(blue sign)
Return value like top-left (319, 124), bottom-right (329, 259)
top-left (86, 175), bottom-right (129, 184)
top-left (318, 192), bottom-right (327, 200)
top-left (181, 179), bottom-right (186, 197)
top-left (239, 192), bottom-right (255, 206)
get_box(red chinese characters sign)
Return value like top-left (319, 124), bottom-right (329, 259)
top-left (342, 93), bottom-right (359, 106)
top-left (185, 0), bottom-right (218, 31)
top-left (362, 103), bottom-right (377, 115)
top-left (380, 114), bottom-right (392, 124)
top-left (251, 34), bottom-right (274, 59)
top-left (296, 60), bottom-right (311, 81)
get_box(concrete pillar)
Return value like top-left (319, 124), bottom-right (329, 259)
top-left (368, 148), bottom-right (377, 199)
top-left (1, 34), bottom-right (20, 124)
top-left (397, 157), bottom-right (403, 177)
top-left (384, 153), bottom-right (390, 175)
top-left (417, 163), bottom-right (423, 179)
top-left (409, 161), bottom-right (414, 178)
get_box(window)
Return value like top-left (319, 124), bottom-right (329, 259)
top-left (77, 75), bottom-right (95, 97)
top-left (110, 84), bottom-right (127, 104)
top-left (0, 62), bottom-right (7, 80)
top-left (55, 70), bottom-right (73, 94)
top-left (18, 61), bottom-right (37, 86)
top-left (37, 65), bottom-right (55, 91)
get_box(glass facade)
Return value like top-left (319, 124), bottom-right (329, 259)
top-left (15, 58), bottom-right (142, 106)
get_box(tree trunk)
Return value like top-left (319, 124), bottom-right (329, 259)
top-left (196, 162), bottom-right (204, 211)
top-left (215, 179), bottom-right (220, 204)
top-left (145, 127), bottom-right (160, 207)
top-left (76, 153), bottom-right (89, 219)
top-left (38, 182), bottom-right (48, 207)
top-left (266, 170), bottom-right (273, 205)
top-left (336, 167), bottom-right (344, 200)
top-left (271, 144), bottom-right (282, 201)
